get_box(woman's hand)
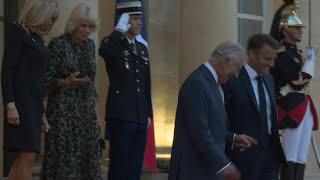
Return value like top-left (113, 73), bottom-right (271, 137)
top-left (41, 114), bottom-right (50, 133)
top-left (7, 105), bottom-right (20, 125)
top-left (65, 71), bottom-right (90, 86)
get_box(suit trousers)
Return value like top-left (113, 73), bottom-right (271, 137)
top-left (231, 143), bottom-right (280, 180)
top-left (107, 120), bottom-right (147, 180)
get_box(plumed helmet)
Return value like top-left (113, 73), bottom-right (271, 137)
top-left (270, 0), bottom-right (304, 41)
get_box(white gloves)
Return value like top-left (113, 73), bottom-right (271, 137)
top-left (302, 47), bottom-right (316, 78)
top-left (115, 13), bottom-right (131, 32)
top-left (307, 47), bottom-right (316, 61)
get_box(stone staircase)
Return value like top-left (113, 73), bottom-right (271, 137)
top-left (1, 156), bottom-right (319, 179)
top-left (1, 169), bottom-right (320, 180)
top-left (29, 165), bottom-right (167, 180)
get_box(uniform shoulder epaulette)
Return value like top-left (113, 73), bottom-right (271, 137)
top-left (277, 45), bottom-right (286, 53)
top-left (111, 30), bottom-right (126, 40)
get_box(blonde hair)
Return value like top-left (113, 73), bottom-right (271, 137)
top-left (65, 3), bottom-right (98, 34)
top-left (19, 0), bottom-right (59, 32)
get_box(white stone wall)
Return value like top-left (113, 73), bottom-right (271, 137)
top-left (148, 0), bottom-right (180, 150)
top-left (299, 0), bottom-right (320, 175)
top-left (97, 0), bottom-right (114, 163)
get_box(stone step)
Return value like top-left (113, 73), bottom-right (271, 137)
top-left (2, 173), bottom-right (320, 180)
top-left (2, 160), bottom-right (319, 180)
top-left (0, 168), bottom-right (168, 180)
top-left (29, 164), bottom-right (167, 180)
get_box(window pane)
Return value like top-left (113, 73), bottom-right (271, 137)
top-left (238, 18), bottom-right (263, 48)
top-left (238, 0), bottom-right (263, 16)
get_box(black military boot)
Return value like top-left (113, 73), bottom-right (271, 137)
top-left (294, 163), bottom-right (306, 180)
top-left (281, 161), bottom-right (295, 180)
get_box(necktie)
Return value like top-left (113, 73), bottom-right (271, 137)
top-left (257, 75), bottom-right (269, 147)
top-left (129, 43), bottom-right (136, 54)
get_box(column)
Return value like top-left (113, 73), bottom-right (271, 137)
top-left (97, 0), bottom-right (114, 163)
top-left (179, 0), bottom-right (237, 83)
top-left (148, 0), bottom-right (180, 155)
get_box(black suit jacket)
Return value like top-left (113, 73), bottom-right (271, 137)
top-left (223, 67), bottom-right (286, 164)
top-left (169, 65), bottom-right (234, 180)
top-left (99, 31), bottom-right (152, 123)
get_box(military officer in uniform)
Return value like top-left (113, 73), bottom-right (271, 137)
top-left (99, 1), bottom-right (153, 180)
top-left (270, 1), bottom-right (318, 180)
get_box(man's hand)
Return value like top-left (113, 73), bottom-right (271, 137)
top-left (219, 163), bottom-right (241, 180)
top-left (7, 106), bottom-right (20, 125)
top-left (234, 134), bottom-right (258, 151)
top-left (148, 117), bottom-right (151, 127)
top-left (115, 13), bottom-right (130, 32)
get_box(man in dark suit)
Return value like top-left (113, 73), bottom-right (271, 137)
top-left (223, 34), bottom-right (286, 180)
top-left (169, 42), bottom-right (258, 180)
top-left (99, 1), bottom-right (152, 180)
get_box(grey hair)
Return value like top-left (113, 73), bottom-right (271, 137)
top-left (65, 3), bottom-right (98, 34)
top-left (210, 41), bottom-right (247, 63)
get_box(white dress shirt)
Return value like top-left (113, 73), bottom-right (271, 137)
top-left (126, 36), bottom-right (137, 54)
top-left (204, 62), bottom-right (224, 103)
top-left (244, 64), bottom-right (272, 134)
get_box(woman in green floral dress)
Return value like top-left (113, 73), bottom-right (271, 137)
top-left (41, 4), bottom-right (102, 180)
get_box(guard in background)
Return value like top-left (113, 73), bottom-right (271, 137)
top-left (270, 1), bottom-right (318, 179)
top-left (99, 1), bottom-right (153, 180)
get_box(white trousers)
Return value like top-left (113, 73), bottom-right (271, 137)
top-left (282, 102), bottom-right (314, 164)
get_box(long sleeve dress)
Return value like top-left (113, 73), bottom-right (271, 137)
top-left (2, 22), bottom-right (49, 153)
top-left (41, 34), bottom-right (102, 180)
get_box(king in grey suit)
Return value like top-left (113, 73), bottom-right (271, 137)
top-left (169, 42), bottom-right (257, 180)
